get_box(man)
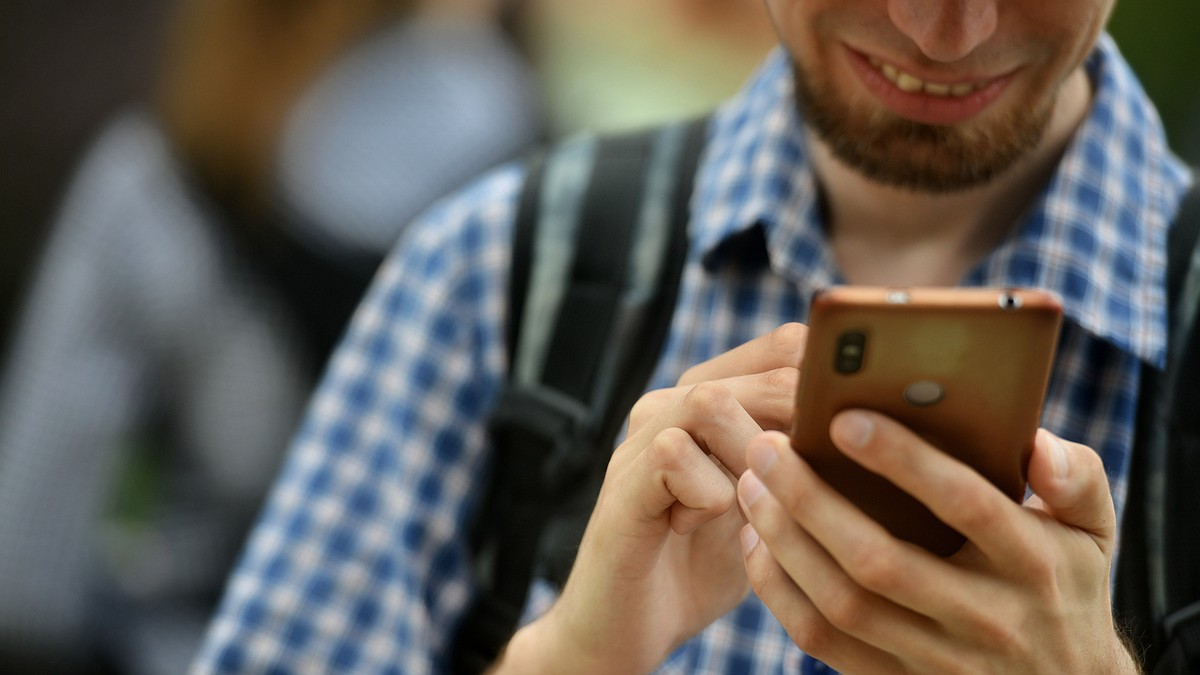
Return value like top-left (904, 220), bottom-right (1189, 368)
top-left (195, 0), bottom-right (1192, 672)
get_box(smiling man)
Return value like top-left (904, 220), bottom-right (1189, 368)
top-left (195, 1), bottom-right (1192, 673)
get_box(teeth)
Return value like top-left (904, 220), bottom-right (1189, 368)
top-left (896, 72), bottom-right (924, 93)
top-left (870, 57), bottom-right (978, 97)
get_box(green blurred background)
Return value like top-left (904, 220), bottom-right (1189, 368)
top-left (1109, 2), bottom-right (1200, 161)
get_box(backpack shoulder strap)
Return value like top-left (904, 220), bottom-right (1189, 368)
top-left (1117, 173), bottom-right (1200, 674)
top-left (1166, 178), bottom-right (1200, 317)
top-left (451, 116), bottom-right (709, 673)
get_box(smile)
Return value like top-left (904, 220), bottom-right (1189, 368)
top-left (866, 56), bottom-right (983, 97)
top-left (846, 47), bottom-right (1015, 126)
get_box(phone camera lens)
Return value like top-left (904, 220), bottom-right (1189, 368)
top-left (835, 331), bottom-right (867, 374)
top-left (998, 292), bottom-right (1023, 311)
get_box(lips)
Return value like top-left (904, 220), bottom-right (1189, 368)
top-left (846, 47), bottom-right (1014, 126)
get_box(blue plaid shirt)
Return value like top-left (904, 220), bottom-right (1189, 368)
top-left (196, 35), bottom-right (1192, 674)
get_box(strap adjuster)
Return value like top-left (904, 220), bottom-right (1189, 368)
top-left (487, 384), bottom-right (598, 499)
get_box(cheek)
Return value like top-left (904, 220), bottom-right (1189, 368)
top-left (762, 0), bottom-right (806, 51)
top-left (1001, 1), bottom-right (1110, 103)
top-left (762, 2), bottom-right (837, 65)
top-left (1022, 0), bottom-right (1112, 61)
top-left (761, 0), bottom-right (788, 32)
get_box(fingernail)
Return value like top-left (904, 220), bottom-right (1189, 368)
top-left (740, 523), bottom-right (760, 556)
top-left (740, 470), bottom-right (766, 507)
top-left (748, 436), bottom-right (778, 476)
top-left (835, 412), bottom-right (873, 450)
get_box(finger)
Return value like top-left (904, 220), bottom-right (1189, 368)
top-left (739, 520), bottom-right (908, 674)
top-left (619, 382), bottom-right (763, 477)
top-left (1025, 429), bottom-right (1116, 551)
top-left (629, 366), bottom-right (799, 437)
top-left (829, 410), bottom-right (1029, 565)
top-left (677, 322), bottom-right (807, 386)
top-left (617, 427), bottom-right (738, 535)
top-left (742, 431), bottom-right (968, 634)
top-left (627, 387), bottom-right (677, 435)
top-left (623, 371), bottom-right (797, 475)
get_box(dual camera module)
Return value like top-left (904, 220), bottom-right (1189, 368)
top-left (834, 329), bottom-right (944, 407)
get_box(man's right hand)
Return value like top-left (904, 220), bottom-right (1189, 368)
top-left (493, 323), bottom-right (807, 674)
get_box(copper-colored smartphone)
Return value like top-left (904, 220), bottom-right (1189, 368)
top-left (790, 286), bottom-right (1063, 556)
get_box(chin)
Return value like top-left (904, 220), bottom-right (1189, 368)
top-left (794, 65), bottom-right (1054, 193)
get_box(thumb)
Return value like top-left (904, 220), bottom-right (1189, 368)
top-left (1025, 428), bottom-right (1117, 550)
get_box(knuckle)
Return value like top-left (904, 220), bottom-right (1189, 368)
top-left (761, 367), bottom-right (801, 428)
top-left (943, 482), bottom-right (999, 533)
top-left (955, 598), bottom-right (1020, 649)
top-left (682, 381), bottom-right (737, 416)
top-left (677, 363), bottom-right (701, 386)
top-left (819, 583), bottom-right (872, 634)
top-left (645, 427), bottom-right (695, 471)
top-left (767, 322), bottom-right (808, 358)
top-left (763, 365), bottom-right (800, 397)
top-left (629, 387), bottom-right (674, 430)
top-left (789, 618), bottom-right (836, 658)
top-left (696, 479), bottom-right (738, 522)
top-left (977, 616), bottom-right (1019, 653)
top-left (845, 544), bottom-right (902, 595)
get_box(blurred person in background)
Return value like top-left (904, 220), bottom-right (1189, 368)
top-left (0, 0), bottom-right (540, 672)
top-left (0, 0), bottom-right (178, 346)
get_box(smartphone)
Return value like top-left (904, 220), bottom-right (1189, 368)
top-left (789, 286), bottom-right (1063, 556)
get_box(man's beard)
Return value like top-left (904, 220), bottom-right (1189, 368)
top-left (793, 63), bottom-right (1053, 193)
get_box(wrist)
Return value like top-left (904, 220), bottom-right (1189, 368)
top-left (487, 611), bottom-right (623, 675)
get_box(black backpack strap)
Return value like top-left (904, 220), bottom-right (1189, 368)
top-left (1117, 174), bottom-right (1200, 673)
top-left (451, 116), bottom-right (709, 674)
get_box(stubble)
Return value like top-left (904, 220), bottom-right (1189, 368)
top-left (792, 60), bottom-right (1054, 193)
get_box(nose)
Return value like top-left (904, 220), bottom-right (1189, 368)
top-left (888, 0), bottom-right (999, 62)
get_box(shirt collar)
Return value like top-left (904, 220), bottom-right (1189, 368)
top-left (691, 34), bottom-right (1192, 367)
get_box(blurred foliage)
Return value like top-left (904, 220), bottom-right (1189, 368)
top-left (1108, 3), bottom-right (1200, 163)
top-left (523, 0), bottom-right (775, 135)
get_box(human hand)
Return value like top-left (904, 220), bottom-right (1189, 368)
top-left (738, 413), bottom-right (1139, 674)
top-left (496, 324), bottom-right (807, 674)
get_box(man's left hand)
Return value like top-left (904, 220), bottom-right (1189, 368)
top-left (737, 411), bottom-right (1139, 674)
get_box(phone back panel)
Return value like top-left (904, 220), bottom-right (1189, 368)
top-left (790, 287), bottom-right (1063, 556)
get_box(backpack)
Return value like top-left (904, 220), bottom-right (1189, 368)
top-left (450, 117), bottom-right (1200, 674)
top-left (1115, 177), bottom-right (1200, 674)
top-left (452, 118), bottom-right (707, 673)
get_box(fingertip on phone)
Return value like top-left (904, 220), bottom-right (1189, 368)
top-left (830, 410), bottom-right (873, 451)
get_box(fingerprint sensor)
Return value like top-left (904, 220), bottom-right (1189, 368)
top-left (904, 380), bottom-right (944, 407)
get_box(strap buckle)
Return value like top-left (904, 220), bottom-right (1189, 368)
top-left (487, 384), bottom-right (598, 500)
